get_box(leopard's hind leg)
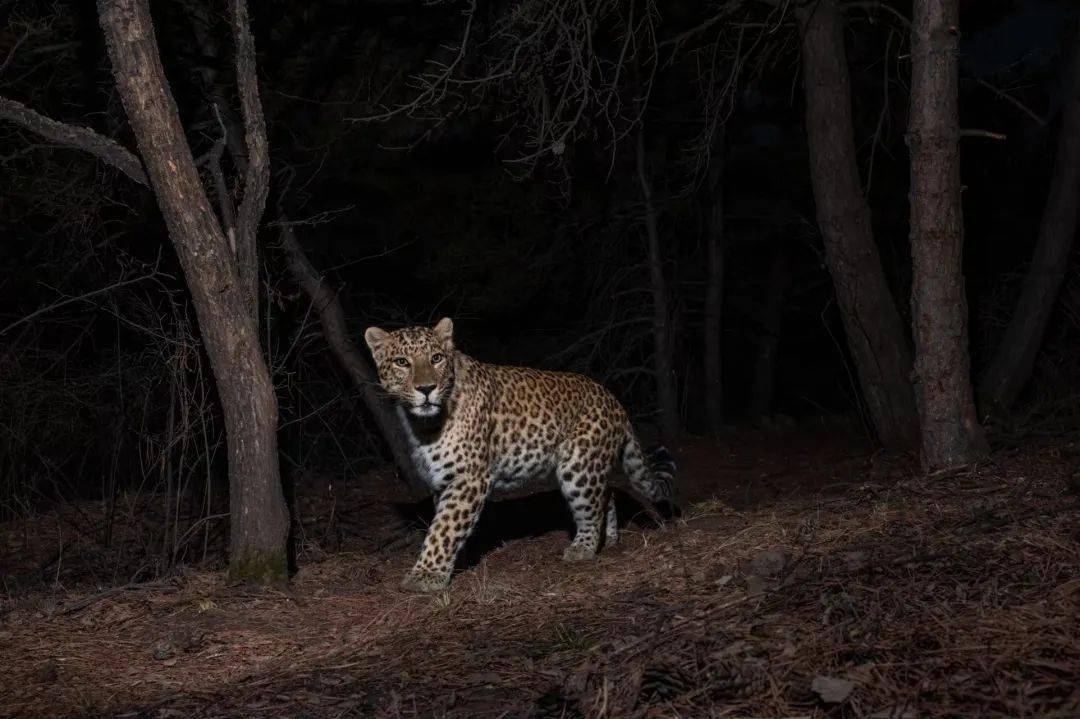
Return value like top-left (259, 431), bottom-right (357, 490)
top-left (557, 467), bottom-right (605, 561)
top-left (556, 434), bottom-right (618, 561)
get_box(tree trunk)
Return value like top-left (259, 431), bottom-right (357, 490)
top-left (908, 0), bottom-right (989, 471)
top-left (277, 223), bottom-right (426, 491)
top-left (703, 125), bottom-right (726, 433)
top-left (98, 0), bottom-right (288, 581)
top-left (184, 9), bottom-right (425, 491)
top-left (979, 25), bottom-right (1080, 413)
top-left (635, 130), bottom-right (681, 440)
top-left (796, 0), bottom-right (920, 450)
top-left (751, 245), bottom-right (792, 422)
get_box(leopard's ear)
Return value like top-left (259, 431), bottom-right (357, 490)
top-left (433, 317), bottom-right (454, 349)
top-left (364, 327), bottom-right (390, 354)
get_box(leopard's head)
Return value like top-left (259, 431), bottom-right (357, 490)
top-left (364, 318), bottom-right (456, 419)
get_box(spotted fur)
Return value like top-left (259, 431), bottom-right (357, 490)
top-left (364, 318), bottom-right (677, 592)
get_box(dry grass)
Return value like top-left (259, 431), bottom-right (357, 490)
top-left (1, 434), bottom-right (1078, 718)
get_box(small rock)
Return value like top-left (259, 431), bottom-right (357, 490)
top-left (151, 639), bottom-right (175, 661)
top-left (811, 675), bottom-right (854, 704)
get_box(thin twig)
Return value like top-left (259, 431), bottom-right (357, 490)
top-left (972, 77), bottom-right (1048, 127)
top-left (0, 268), bottom-right (163, 336)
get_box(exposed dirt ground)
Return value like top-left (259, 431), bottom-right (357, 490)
top-left (2, 430), bottom-right (1079, 718)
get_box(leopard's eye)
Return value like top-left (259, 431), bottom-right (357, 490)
top-left (431, 352), bottom-right (444, 364)
top-left (392, 357), bottom-right (410, 368)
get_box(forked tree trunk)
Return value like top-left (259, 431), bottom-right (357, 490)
top-left (908, 0), bottom-right (989, 470)
top-left (636, 130), bottom-right (681, 440)
top-left (184, 8), bottom-right (425, 491)
top-left (98, 0), bottom-right (288, 580)
top-left (796, 0), bottom-right (920, 450)
top-left (703, 126), bottom-right (726, 433)
top-left (979, 25), bottom-right (1080, 413)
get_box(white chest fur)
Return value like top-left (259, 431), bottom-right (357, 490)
top-left (397, 407), bottom-right (456, 494)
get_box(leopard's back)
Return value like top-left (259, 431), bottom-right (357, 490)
top-left (466, 362), bottom-right (630, 493)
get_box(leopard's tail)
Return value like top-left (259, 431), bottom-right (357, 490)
top-left (622, 430), bottom-right (677, 507)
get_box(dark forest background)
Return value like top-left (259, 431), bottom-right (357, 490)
top-left (2, 0), bottom-right (1079, 578)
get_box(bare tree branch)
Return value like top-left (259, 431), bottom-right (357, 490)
top-left (0, 95), bottom-right (149, 186)
top-left (972, 77), bottom-right (1048, 127)
top-left (276, 220), bottom-right (426, 491)
top-left (960, 128), bottom-right (1007, 140)
top-left (841, 1), bottom-right (912, 28)
top-left (658, 0), bottom-right (746, 50)
top-left (230, 0), bottom-right (270, 320)
top-left (354, 0), bottom-right (661, 173)
top-left (207, 104), bottom-right (237, 235)
top-left (0, 264), bottom-right (163, 336)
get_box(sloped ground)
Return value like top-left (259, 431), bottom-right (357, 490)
top-left (1, 431), bottom-right (1079, 718)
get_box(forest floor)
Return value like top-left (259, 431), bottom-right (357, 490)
top-left (2, 428), bottom-right (1079, 718)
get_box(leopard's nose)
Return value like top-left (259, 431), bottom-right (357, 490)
top-left (416, 384), bottom-right (436, 397)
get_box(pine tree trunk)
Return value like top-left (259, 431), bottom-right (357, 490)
top-left (796, 0), bottom-right (920, 450)
top-left (703, 127), bottom-right (726, 433)
top-left (908, 0), bottom-right (989, 471)
top-left (636, 130), bottom-right (681, 440)
top-left (98, 0), bottom-right (288, 581)
top-left (979, 25), bottom-right (1080, 413)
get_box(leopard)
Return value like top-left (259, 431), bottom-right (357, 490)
top-left (364, 317), bottom-right (678, 592)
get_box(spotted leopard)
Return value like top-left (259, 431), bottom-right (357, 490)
top-left (365, 318), bottom-right (677, 592)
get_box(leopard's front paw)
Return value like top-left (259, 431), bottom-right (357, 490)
top-left (401, 568), bottom-right (451, 593)
top-left (562, 544), bottom-right (598, 562)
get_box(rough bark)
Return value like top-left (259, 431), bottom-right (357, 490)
top-left (98, 0), bottom-right (288, 580)
top-left (277, 223), bottom-right (426, 491)
top-left (0, 95), bottom-right (149, 185)
top-left (908, 0), bottom-right (989, 470)
top-left (796, 0), bottom-right (920, 450)
top-left (703, 126), bottom-right (726, 432)
top-left (229, 0), bottom-right (269, 322)
top-left (635, 130), bottom-right (681, 440)
top-left (184, 1), bottom-right (260, 319)
top-left (751, 245), bottom-right (792, 422)
top-left (979, 26), bottom-right (1080, 413)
